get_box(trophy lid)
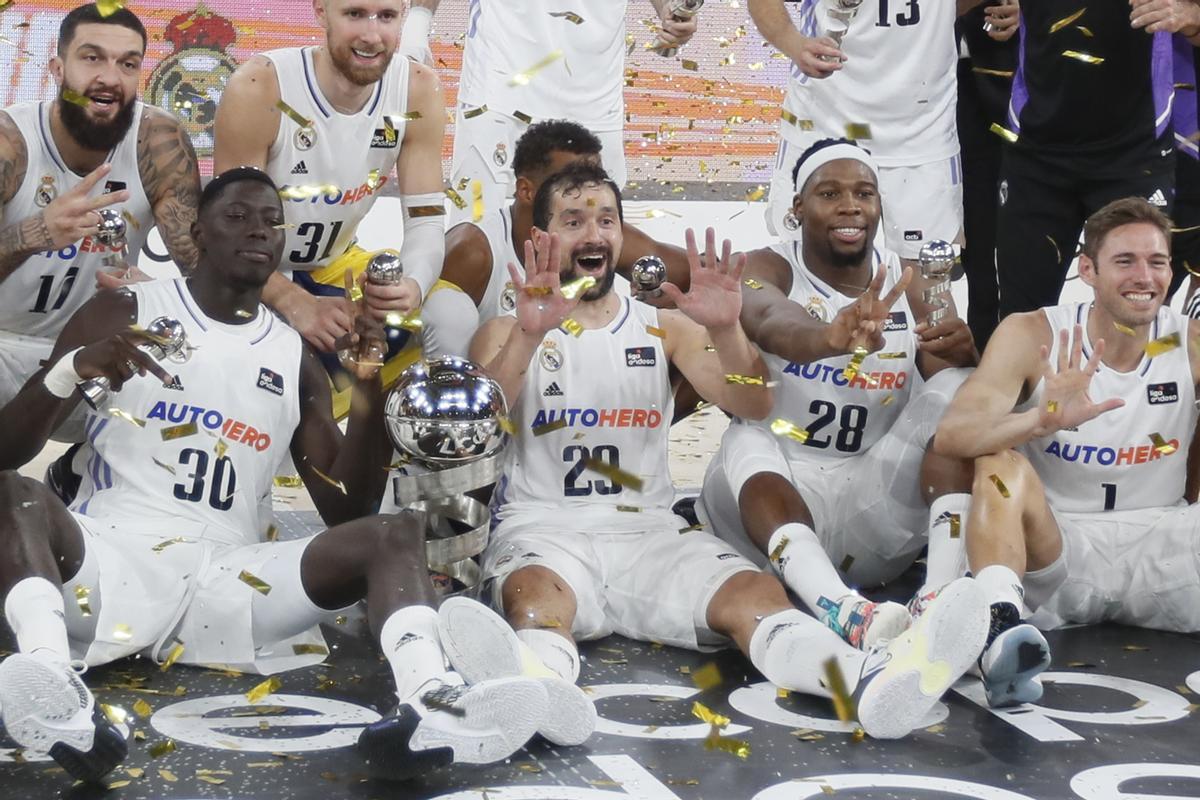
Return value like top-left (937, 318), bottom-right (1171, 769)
top-left (630, 255), bottom-right (667, 293)
top-left (95, 208), bottom-right (127, 247)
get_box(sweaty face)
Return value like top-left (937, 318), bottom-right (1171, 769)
top-left (546, 182), bottom-right (622, 302)
top-left (796, 159), bottom-right (881, 270)
top-left (321, 0), bottom-right (402, 86)
top-left (1084, 222), bottom-right (1172, 328)
top-left (198, 181), bottom-right (287, 289)
top-left (54, 24), bottom-right (143, 151)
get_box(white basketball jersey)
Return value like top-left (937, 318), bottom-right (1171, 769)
top-left (782, 0), bottom-right (958, 166)
top-left (263, 47), bottom-right (409, 272)
top-left (0, 101), bottom-right (151, 338)
top-left (1019, 303), bottom-right (1196, 513)
top-left (748, 240), bottom-right (917, 461)
top-left (459, 0), bottom-right (626, 129)
top-left (468, 204), bottom-right (521, 324)
top-left (494, 297), bottom-right (675, 522)
top-left (72, 278), bottom-right (303, 547)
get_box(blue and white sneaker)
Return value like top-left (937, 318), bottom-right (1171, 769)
top-left (979, 602), bottom-right (1051, 707)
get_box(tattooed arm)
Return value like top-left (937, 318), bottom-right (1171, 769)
top-left (138, 106), bottom-right (201, 275)
top-left (0, 110), bottom-right (40, 281)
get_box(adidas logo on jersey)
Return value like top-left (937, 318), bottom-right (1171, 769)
top-left (543, 382), bottom-right (564, 397)
top-left (1147, 382), bottom-right (1179, 405)
top-left (1147, 189), bottom-right (1168, 207)
top-left (291, 161), bottom-right (308, 175)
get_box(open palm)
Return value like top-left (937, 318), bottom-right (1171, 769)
top-left (1035, 326), bottom-right (1125, 436)
top-left (510, 231), bottom-right (581, 337)
top-left (660, 228), bottom-right (744, 329)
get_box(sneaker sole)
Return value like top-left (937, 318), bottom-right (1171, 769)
top-left (858, 578), bottom-right (989, 740)
top-left (409, 676), bottom-right (547, 764)
top-left (536, 676), bottom-right (597, 747)
top-left (437, 597), bottom-right (522, 685)
top-left (983, 625), bottom-right (1051, 708)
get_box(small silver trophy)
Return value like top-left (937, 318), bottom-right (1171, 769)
top-left (366, 249), bottom-right (403, 285)
top-left (384, 357), bottom-right (511, 594)
top-left (983, 0), bottom-right (1016, 32)
top-left (655, 0), bottom-right (703, 58)
top-left (95, 208), bottom-right (128, 274)
top-left (631, 255), bottom-right (667, 299)
top-left (77, 316), bottom-right (190, 409)
top-left (821, 0), bottom-right (864, 52)
top-left (918, 240), bottom-right (957, 325)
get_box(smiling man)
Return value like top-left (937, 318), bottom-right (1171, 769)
top-left (0, 4), bottom-right (201, 439)
top-left (933, 197), bottom-right (1200, 706)
top-left (697, 139), bottom-right (978, 651)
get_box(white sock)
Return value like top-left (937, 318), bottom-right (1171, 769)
top-left (768, 523), bottom-right (856, 613)
top-left (4, 577), bottom-right (71, 662)
top-left (516, 628), bottom-right (580, 683)
top-left (919, 493), bottom-right (971, 596)
top-left (975, 564), bottom-right (1024, 610)
top-left (748, 609), bottom-right (864, 698)
top-left (379, 605), bottom-right (448, 702)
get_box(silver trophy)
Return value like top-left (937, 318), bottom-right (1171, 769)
top-left (655, 0), bottom-right (703, 58)
top-left (821, 0), bottom-right (864, 52)
top-left (95, 208), bottom-right (128, 273)
top-left (631, 255), bottom-right (667, 299)
top-left (384, 357), bottom-right (511, 594)
top-left (77, 316), bottom-right (190, 409)
top-left (366, 249), bottom-right (403, 285)
top-left (983, 0), bottom-right (1016, 32)
top-left (918, 240), bottom-right (957, 325)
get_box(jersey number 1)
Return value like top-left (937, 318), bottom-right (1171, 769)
top-left (876, 0), bottom-right (921, 26)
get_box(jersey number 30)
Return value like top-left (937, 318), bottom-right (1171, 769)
top-left (173, 448), bottom-right (237, 511)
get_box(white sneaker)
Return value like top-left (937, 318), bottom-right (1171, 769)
top-left (0, 651), bottom-right (127, 783)
top-left (358, 676), bottom-right (548, 781)
top-left (438, 596), bottom-right (597, 747)
top-left (818, 594), bottom-right (912, 650)
top-left (855, 577), bottom-right (989, 739)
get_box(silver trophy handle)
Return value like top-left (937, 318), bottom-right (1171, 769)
top-left (77, 316), bottom-right (189, 410)
top-left (820, 0), bottom-right (864, 54)
top-left (917, 240), bottom-right (957, 326)
top-left (655, 0), bottom-right (703, 58)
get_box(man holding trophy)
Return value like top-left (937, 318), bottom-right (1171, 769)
top-left (0, 168), bottom-right (546, 786)
top-left (697, 140), bottom-right (978, 649)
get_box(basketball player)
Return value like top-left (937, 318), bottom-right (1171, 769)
top-left (752, 0), bottom-right (975, 269)
top-left (448, 1), bottom-right (697, 225)
top-left (933, 198), bottom-right (1199, 708)
top-left (424, 119), bottom-right (690, 357)
top-left (214, 0), bottom-right (446, 396)
top-left (0, 5), bottom-right (201, 435)
top-left (451, 161), bottom-right (990, 742)
top-left (696, 140), bottom-right (978, 651)
top-left (0, 169), bottom-right (546, 784)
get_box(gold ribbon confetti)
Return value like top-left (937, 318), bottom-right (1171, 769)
top-left (101, 704), bottom-right (128, 725)
top-left (1046, 400), bottom-right (1059, 414)
top-left (1150, 433), bottom-right (1177, 455)
top-left (781, 109), bottom-right (815, 130)
top-left (989, 123), bottom-right (1019, 143)
top-left (561, 318), bottom-right (584, 337)
top-left (989, 474), bottom-right (1011, 498)
top-left (275, 99), bottom-right (313, 130)
top-left (549, 10), bottom-right (584, 23)
top-left (743, 278), bottom-right (763, 290)
top-left (463, 104), bottom-right (488, 119)
top-left (149, 739), bottom-right (176, 758)
top-left (96, 0), bottom-right (125, 16)
top-left (513, 110), bottom-right (534, 124)
top-left (770, 419), bottom-right (810, 444)
top-left (246, 676), bottom-right (281, 704)
top-left (238, 570), bottom-right (272, 595)
top-left (691, 662), bottom-right (723, 691)
top-left (292, 643), bottom-right (330, 656)
top-left (744, 185), bottom-right (765, 202)
top-left (160, 642), bottom-right (185, 671)
top-left (822, 657), bottom-right (856, 723)
top-left (158, 768), bottom-right (178, 782)
top-left (681, 59), bottom-right (699, 71)
top-left (309, 465), bottom-right (347, 495)
top-left (75, 585), bottom-right (93, 617)
top-left (725, 374), bottom-right (766, 385)
top-left (471, 179), bottom-right (484, 222)
top-left (646, 325), bottom-right (666, 339)
top-left (110, 408), bottom-right (146, 427)
top-left (1049, 8), bottom-right (1086, 34)
top-left (444, 186), bottom-right (467, 210)
top-left (509, 50), bottom-right (564, 86)
top-left (844, 122), bottom-right (872, 140)
top-left (133, 699), bottom-right (153, 718)
top-left (1145, 332), bottom-right (1181, 357)
top-left (532, 417), bottom-right (568, 436)
top-left (768, 534), bottom-right (789, 564)
top-left (691, 700), bottom-right (729, 727)
top-left (1114, 321), bottom-right (1136, 336)
top-left (584, 458), bottom-right (645, 491)
top-left (366, 169), bottom-right (384, 192)
top-left (278, 184), bottom-right (339, 201)
top-left (151, 536), bottom-right (187, 552)
top-left (160, 422), bottom-right (198, 441)
top-left (214, 438), bottom-right (228, 459)
top-left (948, 514), bottom-right (961, 539)
top-left (274, 475), bottom-right (303, 488)
top-left (560, 275), bottom-right (597, 300)
top-left (1062, 50), bottom-right (1104, 65)
top-left (61, 88), bottom-right (91, 107)
top-left (842, 347), bottom-right (868, 382)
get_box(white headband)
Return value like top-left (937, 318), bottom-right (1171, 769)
top-left (792, 143), bottom-right (880, 196)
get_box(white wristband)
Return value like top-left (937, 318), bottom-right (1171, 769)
top-left (43, 347), bottom-right (85, 399)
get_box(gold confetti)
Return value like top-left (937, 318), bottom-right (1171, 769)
top-left (496, 415), bottom-right (516, 435)
top-left (274, 474), bottom-right (303, 488)
top-left (408, 204), bottom-right (445, 218)
top-left (444, 186), bottom-right (467, 210)
top-left (584, 458), bottom-right (645, 491)
top-left (1049, 8), bottom-right (1086, 33)
top-left (691, 662), bottom-right (723, 691)
top-left (471, 179), bottom-right (484, 222)
top-left (1150, 433), bottom-right (1177, 455)
top-left (131, 698), bottom-right (152, 718)
top-left (100, 704), bottom-right (128, 725)
top-left (95, 0), bottom-right (124, 16)
top-left (560, 275), bottom-right (597, 300)
top-left (109, 408), bottom-right (146, 427)
top-left (681, 59), bottom-right (699, 71)
top-left (366, 169), bottom-right (384, 192)
top-left (744, 185), bottom-right (765, 202)
top-left (561, 318), bottom-right (584, 337)
top-left (197, 775), bottom-right (226, 785)
top-left (278, 184), bottom-right (339, 201)
top-left (646, 325), bottom-right (666, 339)
top-left (159, 768), bottom-right (178, 781)
top-left (822, 657), bottom-right (856, 723)
top-left (691, 700), bottom-right (729, 727)
top-left (238, 570), bottom-right (272, 595)
top-left (160, 422), bottom-right (198, 441)
top-left (513, 110), bottom-right (534, 124)
top-left (292, 643), bottom-right (330, 656)
top-left (214, 438), bottom-right (228, 459)
top-left (678, 523), bottom-right (704, 533)
top-left (743, 278), bottom-right (763, 290)
top-left (160, 642), bottom-right (185, 671)
top-left (275, 99), bottom-right (312, 130)
top-left (725, 374), bottom-right (766, 385)
top-left (876, 351), bottom-right (907, 359)
top-left (113, 623), bottom-right (133, 642)
top-left (1145, 332), bottom-right (1181, 357)
top-left (549, 10), bottom-right (584, 23)
top-left (841, 347), bottom-right (868, 382)
top-left (616, 504), bottom-right (642, 512)
top-left (972, 67), bottom-right (1015, 78)
top-left (1077, 26), bottom-right (1094, 36)
top-left (106, 781), bottom-right (131, 789)
top-left (149, 740), bottom-right (176, 759)
top-left (989, 123), bottom-right (1019, 143)
top-left (463, 105), bottom-right (488, 119)
top-left (532, 417), bottom-right (568, 436)
top-left (61, 88), bottom-right (91, 107)
top-left (1114, 321), bottom-right (1136, 336)
top-left (309, 465), bottom-right (347, 495)
top-left (770, 418), bottom-right (810, 444)
top-left (705, 733), bottom-right (750, 759)
top-left (844, 122), bottom-right (872, 140)
top-left (989, 474), bottom-right (1011, 498)
top-left (75, 585), bottom-right (93, 617)
top-left (1123, 644), bottom-right (1149, 652)
top-left (781, 109), bottom-right (815, 130)
top-left (126, 768), bottom-right (144, 778)
top-left (1062, 50), bottom-right (1104, 65)
top-left (881, 393), bottom-right (895, 406)
top-left (768, 534), bottom-right (789, 564)
top-left (246, 676), bottom-right (281, 704)
top-left (1046, 400), bottom-right (1059, 414)
top-left (151, 536), bottom-right (186, 552)
top-left (949, 514), bottom-right (961, 539)
top-left (509, 50), bottom-right (564, 86)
